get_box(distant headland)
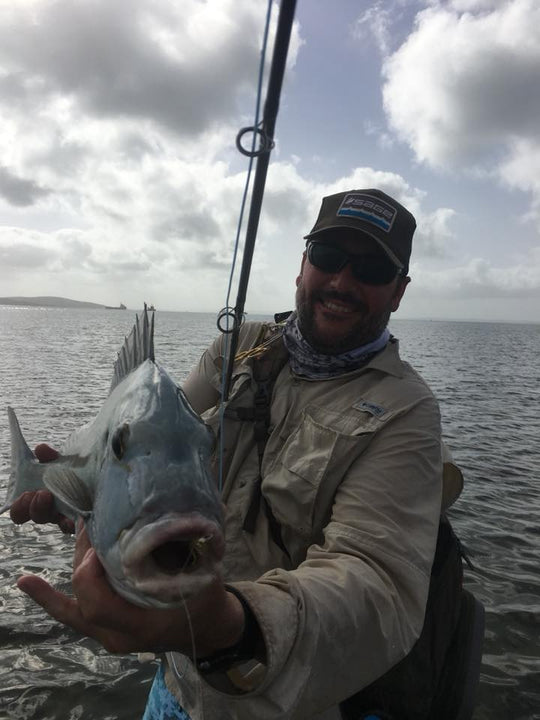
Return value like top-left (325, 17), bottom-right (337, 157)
top-left (0, 296), bottom-right (117, 309)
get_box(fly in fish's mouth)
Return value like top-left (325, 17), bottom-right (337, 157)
top-left (109, 514), bottom-right (225, 607)
top-left (119, 513), bottom-right (225, 581)
top-left (150, 534), bottom-right (213, 575)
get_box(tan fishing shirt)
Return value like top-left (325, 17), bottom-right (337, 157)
top-left (162, 321), bottom-right (445, 719)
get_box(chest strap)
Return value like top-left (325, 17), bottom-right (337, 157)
top-left (230, 329), bottom-right (290, 557)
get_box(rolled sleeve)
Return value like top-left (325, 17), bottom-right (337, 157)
top-left (227, 395), bottom-right (442, 718)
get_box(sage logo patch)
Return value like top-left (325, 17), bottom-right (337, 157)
top-left (337, 193), bottom-right (396, 233)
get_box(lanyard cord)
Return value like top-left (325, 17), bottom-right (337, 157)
top-left (217, 0), bottom-right (297, 491)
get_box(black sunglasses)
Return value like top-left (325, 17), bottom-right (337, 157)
top-left (306, 241), bottom-right (402, 286)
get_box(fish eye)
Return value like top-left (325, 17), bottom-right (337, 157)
top-left (111, 423), bottom-right (130, 460)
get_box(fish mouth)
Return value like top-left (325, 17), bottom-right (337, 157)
top-left (114, 513), bottom-right (225, 607)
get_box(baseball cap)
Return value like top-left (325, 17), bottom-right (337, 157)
top-left (304, 189), bottom-right (416, 272)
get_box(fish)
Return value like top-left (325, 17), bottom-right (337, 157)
top-left (1, 305), bottom-right (224, 609)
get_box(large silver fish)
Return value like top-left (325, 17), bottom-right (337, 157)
top-left (1, 306), bottom-right (224, 609)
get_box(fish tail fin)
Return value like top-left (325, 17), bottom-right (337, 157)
top-left (109, 303), bottom-right (155, 394)
top-left (0, 407), bottom-right (39, 514)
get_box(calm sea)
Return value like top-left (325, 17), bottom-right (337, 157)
top-left (0, 307), bottom-right (538, 720)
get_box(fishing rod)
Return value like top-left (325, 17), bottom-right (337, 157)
top-left (219, 0), bottom-right (297, 402)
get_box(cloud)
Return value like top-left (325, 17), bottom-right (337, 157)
top-left (249, 164), bottom-right (540, 313)
top-left (352, 2), bottom-right (395, 56)
top-left (0, 0), bottom-right (295, 137)
top-left (0, 0), bottom-right (303, 226)
top-left (0, 233), bottom-right (52, 268)
top-left (0, 0), bottom-right (302, 141)
top-left (411, 248), bottom-right (540, 298)
top-left (381, 0), bottom-right (540, 222)
top-left (498, 138), bottom-right (540, 219)
top-left (0, 0), bottom-right (305, 296)
top-left (0, 166), bottom-right (50, 206)
top-left (1, 0), bottom-right (537, 318)
top-left (1, 157), bottom-right (537, 312)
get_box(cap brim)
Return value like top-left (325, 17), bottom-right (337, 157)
top-left (304, 226), bottom-right (404, 270)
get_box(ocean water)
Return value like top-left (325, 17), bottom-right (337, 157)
top-left (0, 307), bottom-right (538, 720)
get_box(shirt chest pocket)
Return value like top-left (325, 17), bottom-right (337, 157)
top-left (262, 405), bottom-right (386, 540)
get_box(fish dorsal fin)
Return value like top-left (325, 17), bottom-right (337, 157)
top-left (43, 466), bottom-right (93, 517)
top-left (109, 304), bottom-right (155, 394)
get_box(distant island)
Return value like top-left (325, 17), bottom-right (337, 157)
top-left (0, 296), bottom-right (115, 309)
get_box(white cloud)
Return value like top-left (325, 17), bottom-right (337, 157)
top-left (0, 0), bottom-right (302, 212)
top-left (412, 248), bottom-right (540, 298)
top-left (448, 0), bottom-right (509, 11)
top-left (0, 0), bottom-right (538, 319)
top-left (0, 0), bottom-right (306, 310)
top-left (0, 166), bottom-right (50, 206)
top-left (364, 120), bottom-right (395, 151)
top-left (499, 138), bottom-right (540, 224)
top-left (0, 0), bottom-right (301, 137)
top-left (0, 158), bottom-right (465, 311)
top-left (352, 2), bottom-right (394, 55)
top-left (382, 0), bottom-right (540, 222)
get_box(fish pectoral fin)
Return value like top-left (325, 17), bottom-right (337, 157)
top-left (43, 467), bottom-right (93, 515)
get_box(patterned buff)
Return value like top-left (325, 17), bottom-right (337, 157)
top-left (282, 313), bottom-right (390, 379)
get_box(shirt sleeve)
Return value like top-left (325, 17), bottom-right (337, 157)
top-left (182, 322), bottom-right (269, 414)
top-left (182, 334), bottom-right (223, 415)
top-left (226, 393), bottom-right (442, 719)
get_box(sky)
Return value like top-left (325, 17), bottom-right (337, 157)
top-left (0, 0), bottom-right (539, 323)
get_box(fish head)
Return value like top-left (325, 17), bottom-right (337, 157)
top-left (74, 362), bottom-right (224, 609)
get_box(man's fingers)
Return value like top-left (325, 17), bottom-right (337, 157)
top-left (30, 491), bottom-right (63, 524)
top-left (72, 548), bottom-right (144, 632)
top-left (10, 489), bottom-right (75, 532)
top-left (34, 444), bottom-right (60, 462)
top-left (10, 490), bottom-right (57, 524)
top-left (18, 557), bottom-right (196, 655)
top-left (17, 575), bottom-right (90, 635)
top-left (17, 571), bottom-right (137, 653)
top-left (73, 524), bottom-right (92, 568)
top-left (9, 492), bottom-right (34, 524)
top-left (58, 516), bottom-right (76, 534)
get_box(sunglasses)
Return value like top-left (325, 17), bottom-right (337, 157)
top-left (306, 241), bottom-right (402, 286)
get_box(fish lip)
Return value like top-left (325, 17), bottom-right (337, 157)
top-left (111, 512), bottom-right (225, 607)
top-left (119, 512), bottom-right (225, 571)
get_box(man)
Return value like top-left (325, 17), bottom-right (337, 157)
top-left (11, 189), bottom-right (457, 720)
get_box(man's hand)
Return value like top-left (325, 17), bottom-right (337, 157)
top-left (17, 524), bottom-right (245, 658)
top-left (9, 444), bottom-right (75, 533)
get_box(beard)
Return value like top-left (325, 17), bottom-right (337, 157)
top-left (295, 283), bottom-right (393, 355)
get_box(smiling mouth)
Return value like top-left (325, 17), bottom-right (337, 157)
top-left (319, 295), bottom-right (362, 316)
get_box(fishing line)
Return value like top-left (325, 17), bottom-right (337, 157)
top-left (217, 0), bottom-right (274, 492)
top-left (167, 551), bottom-right (208, 716)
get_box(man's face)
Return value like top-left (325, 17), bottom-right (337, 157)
top-left (295, 229), bottom-right (409, 354)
